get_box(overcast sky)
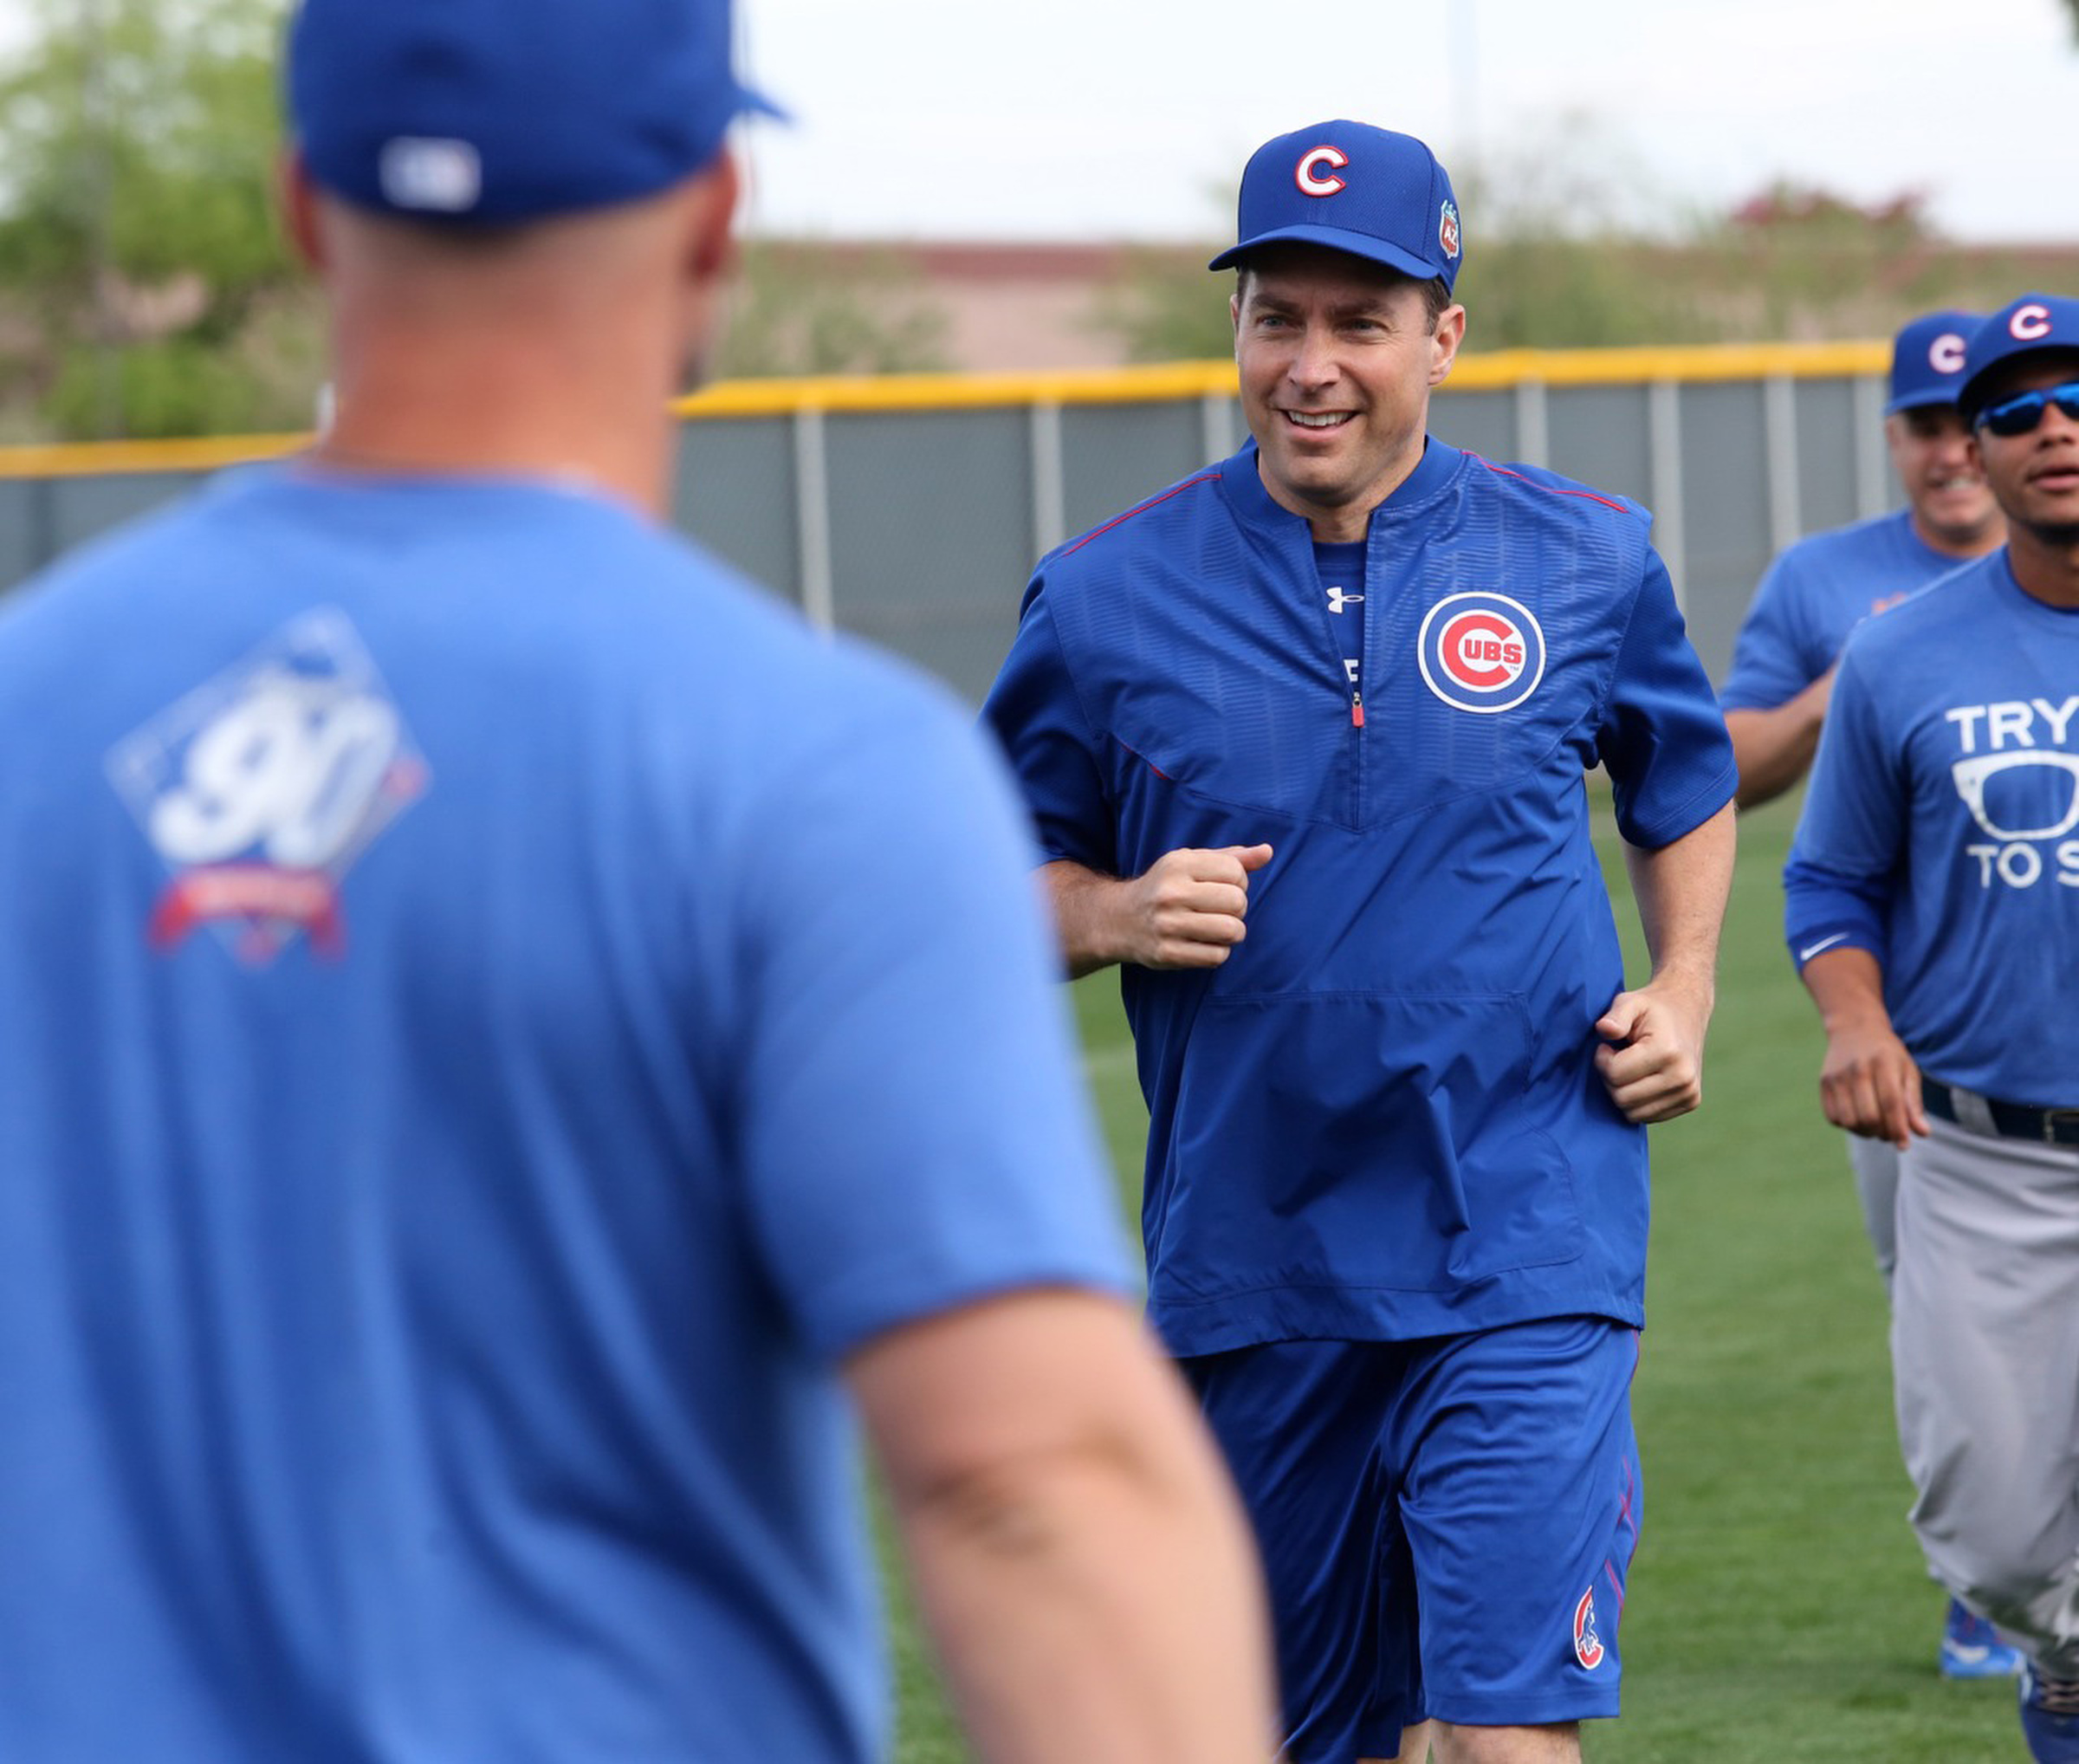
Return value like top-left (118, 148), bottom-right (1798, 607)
top-left (0, 1), bottom-right (2060, 249)
top-left (735, 0), bottom-right (2073, 246)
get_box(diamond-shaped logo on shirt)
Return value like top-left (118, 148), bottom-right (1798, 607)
top-left (106, 608), bottom-right (429, 963)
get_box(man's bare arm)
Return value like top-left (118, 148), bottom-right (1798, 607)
top-left (1796, 944), bottom-right (1928, 1150)
top-left (847, 1289), bottom-right (1277, 1764)
top-left (1042, 847), bottom-right (1272, 980)
top-left (1596, 801), bottom-right (1736, 1122)
top-left (1724, 668), bottom-right (1835, 809)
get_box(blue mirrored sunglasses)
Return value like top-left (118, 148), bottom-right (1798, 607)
top-left (1976, 380), bottom-right (2079, 438)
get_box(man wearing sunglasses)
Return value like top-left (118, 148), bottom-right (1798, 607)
top-left (1728, 309), bottom-right (2017, 1677)
top-left (1784, 293), bottom-right (2079, 1764)
top-left (1723, 309), bottom-right (2015, 1681)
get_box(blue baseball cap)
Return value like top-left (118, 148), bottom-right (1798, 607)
top-left (1885, 310), bottom-right (1979, 414)
top-left (287, 0), bottom-right (782, 224)
top-left (1958, 295), bottom-right (2079, 420)
top-left (1208, 121), bottom-right (1463, 292)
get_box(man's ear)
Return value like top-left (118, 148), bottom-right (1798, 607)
top-left (1428, 302), bottom-right (1467, 386)
top-left (278, 150), bottom-right (327, 272)
top-left (683, 148), bottom-right (742, 287)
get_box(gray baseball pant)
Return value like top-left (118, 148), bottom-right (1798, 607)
top-left (1894, 1113), bottom-right (2079, 1674)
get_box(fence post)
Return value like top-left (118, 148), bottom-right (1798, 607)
top-left (1513, 377), bottom-right (1549, 468)
top-left (791, 406), bottom-right (834, 633)
top-left (1854, 373), bottom-right (1889, 520)
top-left (1648, 379), bottom-right (1686, 610)
top-left (1029, 399), bottom-right (1065, 558)
top-left (1764, 372), bottom-right (1802, 553)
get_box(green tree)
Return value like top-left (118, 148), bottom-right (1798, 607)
top-left (1089, 244), bottom-right (1234, 364)
top-left (716, 242), bottom-right (952, 379)
top-left (1443, 125), bottom-right (1724, 349)
top-left (0, 0), bottom-right (306, 438)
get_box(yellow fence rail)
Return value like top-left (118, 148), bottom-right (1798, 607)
top-left (0, 340), bottom-right (1893, 482)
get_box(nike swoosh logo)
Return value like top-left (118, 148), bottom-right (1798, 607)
top-left (1798, 932), bottom-right (1851, 963)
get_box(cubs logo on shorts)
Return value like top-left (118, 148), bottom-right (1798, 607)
top-left (1573, 1588), bottom-right (1605, 1670)
top-left (1416, 592), bottom-right (1546, 714)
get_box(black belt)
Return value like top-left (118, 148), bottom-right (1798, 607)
top-left (1922, 1078), bottom-right (2079, 1147)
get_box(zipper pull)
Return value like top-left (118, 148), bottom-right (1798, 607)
top-left (1350, 688), bottom-right (1364, 729)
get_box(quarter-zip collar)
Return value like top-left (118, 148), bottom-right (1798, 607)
top-left (1219, 432), bottom-right (1466, 540)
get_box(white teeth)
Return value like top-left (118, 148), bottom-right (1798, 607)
top-left (1286, 412), bottom-right (1350, 429)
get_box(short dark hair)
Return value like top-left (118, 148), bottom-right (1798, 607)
top-left (1234, 257), bottom-right (1454, 334)
top-left (1411, 275), bottom-right (1454, 331)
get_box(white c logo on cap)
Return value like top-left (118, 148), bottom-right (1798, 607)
top-left (1928, 333), bottom-right (1966, 373)
top-left (2012, 303), bottom-right (2053, 341)
top-left (1295, 146), bottom-right (1349, 198)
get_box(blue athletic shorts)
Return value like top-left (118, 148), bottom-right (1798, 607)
top-left (1181, 1318), bottom-right (1642, 1760)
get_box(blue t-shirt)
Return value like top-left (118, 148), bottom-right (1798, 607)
top-left (1719, 507), bottom-right (1970, 710)
top-left (1784, 551), bottom-right (2079, 1106)
top-left (0, 464), bottom-right (1133, 1762)
top-left (983, 438), bottom-right (1736, 1353)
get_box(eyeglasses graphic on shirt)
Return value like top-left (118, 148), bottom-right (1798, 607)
top-left (1950, 750), bottom-right (2079, 841)
top-left (1974, 381), bottom-right (2079, 438)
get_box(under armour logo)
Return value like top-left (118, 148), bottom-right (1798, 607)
top-left (1327, 587), bottom-right (1364, 615)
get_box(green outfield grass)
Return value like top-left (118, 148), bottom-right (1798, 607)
top-left (884, 794), bottom-right (2028, 1761)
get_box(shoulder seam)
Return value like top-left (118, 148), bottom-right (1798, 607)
top-left (1835, 561), bottom-right (1984, 658)
top-left (1465, 452), bottom-right (1633, 516)
top-left (1059, 469), bottom-right (1223, 558)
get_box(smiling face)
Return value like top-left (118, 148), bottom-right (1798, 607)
top-left (1885, 404), bottom-right (2001, 557)
top-left (1231, 243), bottom-right (1465, 541)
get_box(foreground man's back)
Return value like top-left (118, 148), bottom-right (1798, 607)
top-left (0, 0), bottom-right (1274, 1756)
top-left (0, 473), bottom-right (1060, 1754)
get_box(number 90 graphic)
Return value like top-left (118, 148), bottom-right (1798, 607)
top-left (149, 672), bottom-right (404, 871)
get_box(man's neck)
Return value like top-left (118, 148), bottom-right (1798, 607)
top-left (315, 356), bottom-right (675, 521)
top-left (294, 170), bottom-right (734, 524)
top-left (1909, 511), bottom-right (2004, 562)
top-left (2006, 530), bottom-right (2079, 611)
top-left (314, 272), bottom-right (685, 521)
top-left (1258, 440), bottom-right (1427, 544)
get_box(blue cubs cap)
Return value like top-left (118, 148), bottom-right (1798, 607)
top-left (1209, 121), bottom-right (1463, 292)
top-left (1885, 310), bottom-right (1979, 414)
top-left (1958, 295), bottom-right (2079, 419)
top-left (287, 0), bottom-right (781, 225)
